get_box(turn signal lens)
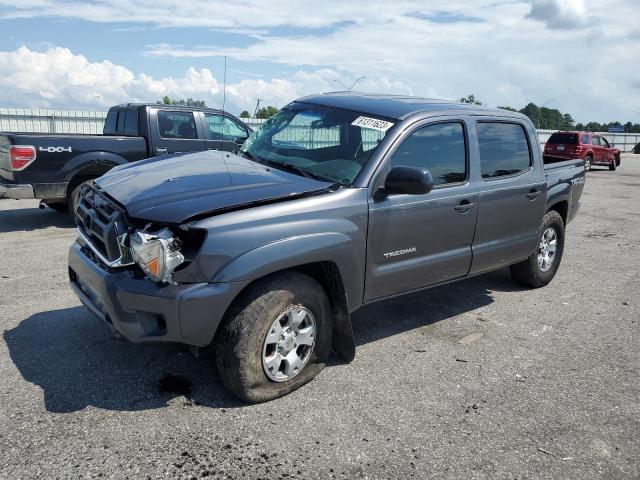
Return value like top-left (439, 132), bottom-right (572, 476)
top-left (9, 145), bottom-right (36, 171)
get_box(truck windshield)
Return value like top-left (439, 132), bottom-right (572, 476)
top-left (240, 103), bottom-right (394, 185)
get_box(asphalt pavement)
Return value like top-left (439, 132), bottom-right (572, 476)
top-left (0, 154), bottom-right (638, 479)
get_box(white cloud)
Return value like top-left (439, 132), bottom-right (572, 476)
top-left (527, 0), bottom-right (592, 29)
top-left (0, 1), bottom-right (638, 121)
top-left (0, 46), bottom-right (396, 113)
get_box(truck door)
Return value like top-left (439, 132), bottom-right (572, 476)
top-left (201, 112), bottom-right (250, 152)
top-left (469, 121), bottom-right (547, 274)
top-left (365, 120), bottom-right (478, 301)
top-left (590, 136), bottom-right (603, 162)
top-left (148, 108), bottom-right (206, 156)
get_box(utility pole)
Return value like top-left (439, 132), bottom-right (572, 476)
top-left (253, 98), bottom-right (262, 118)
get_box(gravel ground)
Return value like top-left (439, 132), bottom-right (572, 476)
top-left (1, 154), bottom-right (638, 479)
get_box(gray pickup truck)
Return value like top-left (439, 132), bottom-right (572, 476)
top-left (68, 93), bottom-right (585, 402)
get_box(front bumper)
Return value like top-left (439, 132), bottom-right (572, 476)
top-left (0, 182), bottom-right (34, 199)
top-left (68, 242), bottom-right (244, 346)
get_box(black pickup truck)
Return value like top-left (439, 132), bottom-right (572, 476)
top-left (0, 103), bottom-right (251, 212)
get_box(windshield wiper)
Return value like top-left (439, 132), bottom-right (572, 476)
top-left (265, 160), bottom-right (327, 182)
top-left (237, 150), bottom-right (261, 162)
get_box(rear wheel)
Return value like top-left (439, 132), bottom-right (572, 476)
top-left (584, 155), bottom-right (592, 171)
top-left (68, 179), bottom-right (94, 217)
top-left (215, 271), bottom-right (332, 403)
top-left (510, 210), bottom-right (565, 288)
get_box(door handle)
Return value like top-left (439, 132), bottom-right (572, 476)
top-left (525, 189), bottom-right (540, 200)
top-left (155, 147), bottom-right (168, 155)
top-left (454, 200), bottom-right (476, 213)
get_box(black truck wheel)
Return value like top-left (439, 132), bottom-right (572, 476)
top-left (68, 179), bottom-right (94, 216)
top-left (510, 210), bottom-right (565, 288)
top-left (215, 271), bottom-right (332, 403)
top-left (609, 160), bottom-right (616, 171)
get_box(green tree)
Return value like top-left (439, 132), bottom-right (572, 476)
top-left (239, 110), bottom-right (251, 118)
top-left (458, 94), bottom-right (482, 105)
top-left (156, 97), bottom-right (207, 107)
top-left (256, 106), bottom-right (279, 119)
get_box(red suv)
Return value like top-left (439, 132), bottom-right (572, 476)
top-left (544, 131), bottom-right (621, 171)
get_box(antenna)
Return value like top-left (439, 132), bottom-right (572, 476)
top-left (254, 98), bottom-right (261, 118)
top-left (221, 55), bottom-right (227, 146)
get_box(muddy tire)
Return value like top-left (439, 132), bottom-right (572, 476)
top-left (510, 211), bottom-right (565, 288)
top-left (214, 271), bottom-right (332, 403)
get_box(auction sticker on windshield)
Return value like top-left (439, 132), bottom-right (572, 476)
top-left (351, 116), bottom-right (394, 132)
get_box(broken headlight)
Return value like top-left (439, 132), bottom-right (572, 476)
top-left (130, 228), bottom-right (184, 284)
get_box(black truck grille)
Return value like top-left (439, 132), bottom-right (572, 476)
top-left (75, 184), bottom-right (131, 264)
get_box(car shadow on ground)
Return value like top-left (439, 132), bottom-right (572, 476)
top-left (4, 268), bottom-right (520, 413)
top-left (0, 206), bottom-right (74, 233)
top-left (351, 267), bottom-right (519, 348)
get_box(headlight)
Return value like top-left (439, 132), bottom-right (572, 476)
top-left (130, 228), bottom-right (184, 284)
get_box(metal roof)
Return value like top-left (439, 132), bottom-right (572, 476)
top-left (297, 92), bottom-right (524, 120)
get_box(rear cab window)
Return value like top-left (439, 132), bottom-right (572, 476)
top-left (477, 122), bottom-right (532, 179)
top-left (157, 111), bottom-right (198, 139)
top-left (581, 134), bottom-right (590, 144)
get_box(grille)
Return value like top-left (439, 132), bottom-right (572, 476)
top-left (75, 184), bottom-right (131, 264)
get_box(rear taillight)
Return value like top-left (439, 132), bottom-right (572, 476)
top-left (9, 145), bottom-right (37, 171)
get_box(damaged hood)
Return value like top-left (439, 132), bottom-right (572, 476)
top-left (95, 150), bottom-right (332, 224)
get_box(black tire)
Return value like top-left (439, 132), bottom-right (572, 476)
top-left (214, 271), bottom-right (332, 403)
top-left (584, 155), bottom-right (592, 171)
top-left (615, 155), bottom-right (621, 167)
top-left (47, 202), bottom-right (69, 213)
top-left (68, 179), bottom-right (94, 217)
top-left (609, 160), bottom-right (616, 171)
top-left (510, 210), bottom-right (565, 288)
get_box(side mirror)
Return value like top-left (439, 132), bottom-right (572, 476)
top-left (609, 143), bottom-right (615, 147)
top-left (383, 166), bottom-right (434, 196)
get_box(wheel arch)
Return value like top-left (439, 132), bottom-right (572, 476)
top-left (546, 199), bottom-right (568, 225)
top-left (63, 151), bottom-right (128, 198)
top-left (212, 233), bottom-right (361, 362)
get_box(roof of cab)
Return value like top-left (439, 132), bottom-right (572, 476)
top-left (297, 92), bottom-right (526, 121)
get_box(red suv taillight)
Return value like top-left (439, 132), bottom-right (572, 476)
top-left (9, 145), bottom-right (36, 171)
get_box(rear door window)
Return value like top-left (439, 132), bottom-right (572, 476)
top-left (157, 111), bottom-right (198, 139)
top-left (477, 122), bottom-right (532, 179)
top-left (581, 134), bottom-right (590, 144)
top-left (389, 122), bottom-right (467, 186)
top-left (124, 108), bottom-right (139, 136)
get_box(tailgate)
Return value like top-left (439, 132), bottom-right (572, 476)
top-left (0, 134), bottom-right (15, 181)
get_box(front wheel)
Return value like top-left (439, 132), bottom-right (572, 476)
top-left (214, 271), bottom-right (332, 403)
top-left (609, 160), bottom-right (616, 171)
top-left (510, 210), bottom-right (565, 288)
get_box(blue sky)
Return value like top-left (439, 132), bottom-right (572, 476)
top-left (0, 0), bottom-right (637, 121)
